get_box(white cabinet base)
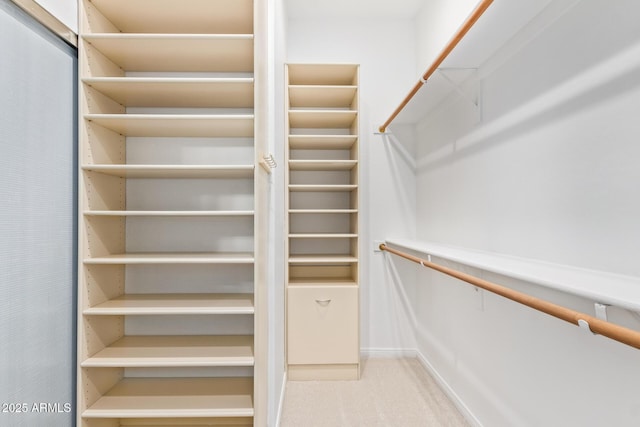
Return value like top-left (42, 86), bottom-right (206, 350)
top-left (288, 364), bottom-right (360, 381)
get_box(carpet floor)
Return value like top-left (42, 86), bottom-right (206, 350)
top-left (280, 358), bottom-right (471, 426)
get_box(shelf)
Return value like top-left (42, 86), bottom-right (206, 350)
top-left (84, 210), bottom-right (254, 217)
top-left (82, 377), bottom-right (253, 418)
top-left (289, 160), bottom-right (357, 171)
top-left (84, 252), bottom-right (254, 265)
top-left (288, 85), bottom-right (357, 108)
top-left (85, 114), bottom-right (254, 137)
top-left (386, 239), bottom-right (640, 312)
top-left (82, 164), bottom-right (254, 179)
top-left (287, 64), bottom-right (358, 85)
top-left (83, 34), bottom-right (254, 72)
top-left (83, 77), bottom-right (254, 108)
top-left (289, 135), bottom-right (358, 149)
top-left (84, 293), bottom-right (254, 315)
top-left (88, 0), bottom-right (253, 34)
top-left (82, 335), bottom-right (253, 367)
top-left (288, 278), bottom-right (358, 286)
top-left (289, 209), bottom-right (357, 214)
top-left (288, 110), bottom-right (357, 129)
top-left (288, 185), bottom-right (358, 192)
top-left (289, 255), bottom-right (358, 264)
top-left (289, 234), bottom-right (357, 239)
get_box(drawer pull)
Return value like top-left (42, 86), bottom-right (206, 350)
top-left (315, 299), bottom-right (332, 306)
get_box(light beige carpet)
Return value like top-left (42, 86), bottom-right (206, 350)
top-left (279, 358), bottom-right (471, 427)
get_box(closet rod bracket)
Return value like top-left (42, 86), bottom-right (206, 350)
top-left (436, 68), bottom-right (481, 109)
top-left (595, 303), bottom-right (610, 321)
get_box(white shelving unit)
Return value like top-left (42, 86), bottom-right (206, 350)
top-left (78, 0), bottom-right (268, 425)
top-left (285, 64), bottom-right (360, 380)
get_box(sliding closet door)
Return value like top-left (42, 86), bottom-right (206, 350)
top-left (0, 1), bottom-right (77, 426)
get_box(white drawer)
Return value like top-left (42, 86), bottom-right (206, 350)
top-left (287, 286), bottom-right (358, 365)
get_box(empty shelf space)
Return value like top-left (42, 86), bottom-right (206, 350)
top-left (84, 293), bottom-right (254, 315)
top-left (289, 185), bottom-right (358, 192)
top-left (289, 255), bottom-right (358, 264)
top-left (288, 85), bottom-right (357, 108)
top-left (83, 34), bottom-right (254, 73)
top-left (288, 135), bottom-right (358, 149)
top-left (81, 335), bottom-right (254, 368)
top-left (84, 210), bottom-right (254, 217)
top-left (289, 278), bottom-right (358, 286)
top-left (82, 377), bottom-right (254, 419)
top-left (118, 425), bottom-right (252, 427)
top-left (289, 209), bottom-right (357, 214)
top-left (288, 64), bottom-right (359, 86)
top-left (288, 110), bottom-right (357, 128)
top-left (84, 114), bottom-right (254, 137)
top-left (117, 424), bottom-right (252, 427)
top-left (83, 77), bottom-right (254, 108)
top-left (87, 0), bottom-right (253, 34)
top-left (82, 164), bottom-right (254, 179)
top-left (289, 160), bottom-right (357, 171)
top-left (84, 252), bottom-right (255, 265)
top-left (289, 233), bottom-right (357, 239)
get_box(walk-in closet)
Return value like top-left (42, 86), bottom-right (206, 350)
top-left (2, 0), bottom-right (640, 426)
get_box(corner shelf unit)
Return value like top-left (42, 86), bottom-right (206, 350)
top-left (285, 64), bottom-right (360, 380)
top-left (77, 0), bottom-right (267, 426)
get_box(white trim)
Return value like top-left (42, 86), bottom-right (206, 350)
top-left (413, 349), bottom-right (483, 427)
top-left (274, 371), bottom-right (287, 427)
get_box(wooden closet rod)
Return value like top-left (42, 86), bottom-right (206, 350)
top-left (379, 243), bottom-right (640, 350)
top-left (378, 0), bottom-right (493, 133)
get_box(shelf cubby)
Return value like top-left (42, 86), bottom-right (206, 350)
top-left (84, 252), bottom-right (255, 265)
top-left (85, 0), bottom-right (253, 35)
top-left (84, 293), bottom-right (255, 316)
top-left (81, 335), bottom-right (254, 368)
top-left (288, 85), bottom-right (357, 109)
top-left (288, 110), bottom-right (357, 129)
top-left (289, 160), bottom-right (357, 171)
top-left (82, 164), bottom-right (254, 179)
top-left (82, 77), bottom-right (255, 108)
top-left (85, 114), bottom-right (255, 138)
top-left (84, 210), bottom-right (255, 217)
top-left (81, 377), bottom-right (254, 418)
top-left (289, 135), bottom-right (358, 150)
top-left (83, 35), bottom-right (254, 74)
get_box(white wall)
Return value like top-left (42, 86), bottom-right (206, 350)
top-left (286, 17), bottom-right (419, 354)
top-left (400, 0), bottom-right (640, 425)
top-left (35, 0), bottom-right (77, 32)
top-left (414, 0), bottom-right (479, 74)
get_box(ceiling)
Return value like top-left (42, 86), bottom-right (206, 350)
top-left (284, 0), bottom-right (426, 19)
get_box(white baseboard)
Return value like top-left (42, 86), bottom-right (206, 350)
top-left (274, 371), bottom-right (287, 427)
top-left (413, 350), bottom-right (483, 427)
